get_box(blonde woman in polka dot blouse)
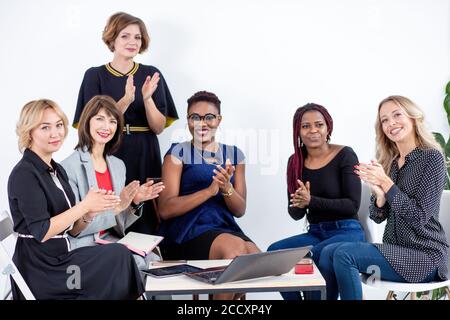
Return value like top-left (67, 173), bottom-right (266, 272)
top-left (318, 95), bottom-right (449, 300)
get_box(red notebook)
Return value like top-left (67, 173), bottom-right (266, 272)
top-left (295, 258), bottom-right (314, 274)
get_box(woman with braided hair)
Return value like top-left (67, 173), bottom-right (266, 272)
top-left (267, 103), bottom-right (365, 300)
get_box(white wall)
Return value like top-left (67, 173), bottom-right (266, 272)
top-left (0, 0), bottom-right (449, 300)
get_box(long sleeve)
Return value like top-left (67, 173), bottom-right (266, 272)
top-left (369, 194), bottom-right (390, 223)
top-left (8, 168), bottom-right (50, 241)
top-left (287, 191), bottom-right (307, 221)
top-left (386, 151), bottom-right (446, 230)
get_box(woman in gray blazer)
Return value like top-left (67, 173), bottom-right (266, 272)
top-left (61, 95), bottom-right (164, 270)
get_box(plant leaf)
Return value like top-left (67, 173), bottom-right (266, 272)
top-left (433, 132), bottom-right (446, 149)
top-left (445, 95), bottom-right (450, 126)
top-left (446, 134), bottom-right (450, 157)
top-left (446, 81), bottom-right (450, 95)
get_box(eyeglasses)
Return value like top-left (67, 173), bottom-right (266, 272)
top-left (187, 113), bottom-right (221, 125)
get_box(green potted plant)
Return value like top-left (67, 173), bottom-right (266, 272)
top-left (432, 80), bottom-right (450, 189)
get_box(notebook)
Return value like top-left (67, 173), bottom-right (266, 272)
top-left (185, 246), bottom-right (312, 285)
top-left (95, 231), bottom-right (163, 257)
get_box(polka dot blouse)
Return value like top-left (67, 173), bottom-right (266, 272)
top-left (369, 147), bottom-right (449, 282)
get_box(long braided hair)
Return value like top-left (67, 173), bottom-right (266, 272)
top-left (287, 103), bottom-right (334, 194)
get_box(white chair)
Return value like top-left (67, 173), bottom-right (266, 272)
top-left (0, 211), bottom-right (35, 300)
top-left (360, 190), bottom-right (450, 300)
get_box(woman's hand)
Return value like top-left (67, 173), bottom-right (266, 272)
top-left (212, 159), bottom-right (235, 193)
top-left (81, 188), bottom-right (121, 215)
top-left (142, 72), bottom-right (160, 100)
top-left (122, 75), bottom-right (136, 105)
top-left (207, 179), bottom-right (220, 197)
top-left (133, 180), bottom-right (165, 204)
top-left (355, 160), bottom-right (394, 193)
top-left (115, 180), bottom-right (140, 213)
top-left (290, 179), bottom-right (311, 208)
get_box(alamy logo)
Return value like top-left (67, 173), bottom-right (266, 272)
top-left (66, 265), bottom-right (81, 290)
top-left (366, 265), bottom-right (381, 285)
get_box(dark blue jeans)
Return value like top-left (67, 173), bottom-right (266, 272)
top-left (320, 242), bottom-right (439, 300)
top-left (267, 219), bottom-right (366, 300)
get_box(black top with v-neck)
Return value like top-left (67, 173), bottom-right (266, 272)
top-left (288, 146), bottom-right (361, 224)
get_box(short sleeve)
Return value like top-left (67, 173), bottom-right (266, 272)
top-left (8, 168), bottom-right (51, 241)
top-left (165, 142), bottom-right (185, 162)
top-left (151, 69), bottom-right (178, 128)
top-left (73, 68), bottom-right (101, 128)
top-left (223, 145), bottom-right (245, 165)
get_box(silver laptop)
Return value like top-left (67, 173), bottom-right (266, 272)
top-left (184, 246), bottom-right (312, 285)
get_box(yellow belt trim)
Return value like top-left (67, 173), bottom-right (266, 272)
top-left (123, 126), bottom-right (151, 132)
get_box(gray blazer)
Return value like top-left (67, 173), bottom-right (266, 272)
top-left (61, 147), bottom-right (142, 250)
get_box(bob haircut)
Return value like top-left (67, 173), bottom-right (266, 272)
top-left (16, 99), bottom-right (68, 153)
top-left (102, 12), bottom-right (150, 53)
top-left (75, 95), bottom-right (124, 155)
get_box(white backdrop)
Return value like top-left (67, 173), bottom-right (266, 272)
top-left (1, 0), bottom-right (449, 299)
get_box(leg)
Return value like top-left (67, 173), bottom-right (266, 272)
top-left (268, 232), bottom-right (321, 300)
top-left (332, 243), bottom-right (405, 300)
top-left (305, 228), bottom-right (366, 300)
top-left (317, 242), bottom-right (348, 300)
top-left (209, 234), bottom-right (257, 300)
top-left (267, 232), bottom-right (321, 252)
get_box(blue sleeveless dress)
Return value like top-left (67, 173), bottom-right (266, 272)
top-left (159, 141), bottom-right (247, 246)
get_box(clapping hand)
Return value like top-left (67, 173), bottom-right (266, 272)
top-left (290, 179), bottom-right (311, 208)
top-left (142, 72), bottom-right (160, 100)
top-left (133, 180), bottom-right (165, 204)
top-left (212, 159), bottom-right (235, 193)
top-left (82, 188), bottom-right (121, 218)
top-left (354, 160), bottom-right (390, 207)
top-left (115, 180), bottom-right (140, 213)
top-left (123, 75), bottom-right (136, 105)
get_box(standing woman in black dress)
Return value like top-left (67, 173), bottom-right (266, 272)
top-left (8, 99), bottom-right (144, 299)
top-left (74, 12), bottom-right (178, 234)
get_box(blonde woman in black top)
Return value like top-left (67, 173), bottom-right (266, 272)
top-left (8, 99), bottom-right (144, 299)
top-left (320, 95), bottom-right (448, 300)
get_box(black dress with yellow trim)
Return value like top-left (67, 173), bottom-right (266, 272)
top-left (74, 63), bottom-right (178, 234)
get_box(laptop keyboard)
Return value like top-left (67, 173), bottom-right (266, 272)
top-left (192, 270), bottom-right (224, 282)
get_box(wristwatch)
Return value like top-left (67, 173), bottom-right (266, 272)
top-left (221, 184), bottom-right (234, 197)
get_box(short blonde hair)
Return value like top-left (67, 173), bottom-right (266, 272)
top-left (375, 95), bottom-right (443, 174)
top-left (16, 99), bottom-right (69, 153)
top-left (102, 12), bottom-right (150, 53)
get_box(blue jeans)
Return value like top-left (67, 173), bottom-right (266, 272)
top-left (320, 242), bottom-right (439, 300)
top-left (267, 219), bottom-right (366, 300)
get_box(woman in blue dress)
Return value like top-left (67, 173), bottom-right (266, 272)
top-left (73, 12), bottom-right (178, 234)
top-left (157, 91), bottom-right (260, 289)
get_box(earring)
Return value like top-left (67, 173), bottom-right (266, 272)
top-left (298, 136), bottom-right (304, 147)
top-left (327, 135), bottom-right (331, 143)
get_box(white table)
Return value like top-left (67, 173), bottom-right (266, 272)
top-left (145, 259), bottom-right (326, 300)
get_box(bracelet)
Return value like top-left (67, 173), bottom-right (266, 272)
top-left (221, 184), bottom-right (234, 197)
top-left (82, 214), bottom-right (93, 224)
top-left (131, 201), bottom-right (144, 211)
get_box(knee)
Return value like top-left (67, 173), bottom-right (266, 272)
top-left (267, 240), bottom-right (285, 252)
top-left (223, 239), bottom-right (248, 259)
top-left (332, 244), bottom-right (355, 269)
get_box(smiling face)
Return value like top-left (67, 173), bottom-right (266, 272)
top-left (379, 100), bottom-right (415, 144)
top-left (299, 110), bottom-right (329, 148)
top-left (30, 108), bottom-right (65, 157)
top-left (89, 108), bottom-right (118, 148)
top-left (112, 24), bottom-right (142, 59)
top-left (188, 101), bottom-right (222, 144)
